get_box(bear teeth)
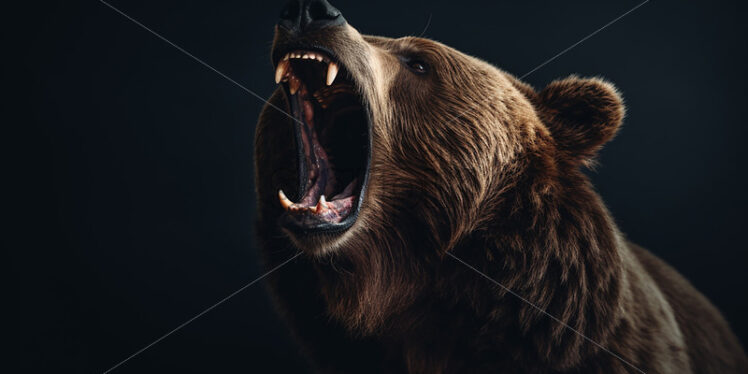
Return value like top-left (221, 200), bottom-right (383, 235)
top-left (315, 195), bottom-right (328, 214)
top-left (284, 51), bottom-right (329, 63)
top-left (279, 190), bottom-right (331, 215)
top-left (278, 190), bottom-right (294, 210)
top-left (277, 51), bottom-right (338, 90)
top-left (275, 59), bottom-right (290, 84)
top-left (326, 62), bottom-right (338, 86)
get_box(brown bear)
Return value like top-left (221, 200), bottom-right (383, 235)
top-left (254, 1), bottom-right (748, 373)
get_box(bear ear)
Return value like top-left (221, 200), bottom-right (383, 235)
top-left (536, 76), bottom-right (625, 163)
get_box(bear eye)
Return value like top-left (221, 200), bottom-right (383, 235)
top-left (405, 59), bottom-right (429, 74)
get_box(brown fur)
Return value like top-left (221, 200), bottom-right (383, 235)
top-left (254, 23), bottom-right (748, 373)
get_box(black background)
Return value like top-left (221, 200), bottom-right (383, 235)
top-left (16, 0), bottom-right (748, 372)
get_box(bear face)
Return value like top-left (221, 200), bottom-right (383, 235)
top-left (258, 21), bottom-right (624, 257)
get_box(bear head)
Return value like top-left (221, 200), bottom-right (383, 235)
top-left (255, 14), bottom-right (624, 332)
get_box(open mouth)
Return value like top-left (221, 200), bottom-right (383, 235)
top-left (274, 49), bottom-right (370, 233)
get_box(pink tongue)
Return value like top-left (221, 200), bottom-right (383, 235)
top-left (323, 195), bottom-right (356, 221)
top-left (331, 178), bottom-right (358, 200)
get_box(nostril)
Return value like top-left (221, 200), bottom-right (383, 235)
top-left (278, 0), bottom-right (346, 32)
top-left (309, 0), bottom-right (340, 21)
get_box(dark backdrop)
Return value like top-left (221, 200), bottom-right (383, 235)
top-left (16, 0), bottom-right (748, 372)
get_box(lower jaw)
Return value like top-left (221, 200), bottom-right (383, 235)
top-left (279, 174), bottom-right (366, 236)
top-left (280, 183), bottom-right (360, 230)
top-left (279, 191), bottom-right (362, 236)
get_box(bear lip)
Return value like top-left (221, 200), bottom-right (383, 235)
top-left (273, 48), bottom-right (370, 234)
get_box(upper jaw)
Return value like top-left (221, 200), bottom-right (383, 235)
top-left (270, 36), bottom-right (371, 237)
top-left (271, 23), bottom-right (344, 68)
top-left (274, 49), bottom-right (341, 93)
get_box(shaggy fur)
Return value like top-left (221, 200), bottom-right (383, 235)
top-left (254, 22), bottom-right (748, 373)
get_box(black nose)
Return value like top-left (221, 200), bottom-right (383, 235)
top-left (279, 0), bottom-right (346, 32)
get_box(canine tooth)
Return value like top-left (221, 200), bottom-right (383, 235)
top-left (275, 59), bottom-right (289, 84)
top-left (289, 77), bottom-right (300, 95)
top-left (326, 61), bottom-right (339, 86)
top-left (315, 55), bottom-right (323, 62)
top-left (282, 53), bottom-right (289, 61)
top-left (315, 195), bottom-right (327, 214)
top-left (278, 190), bottom-right (293, 210)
